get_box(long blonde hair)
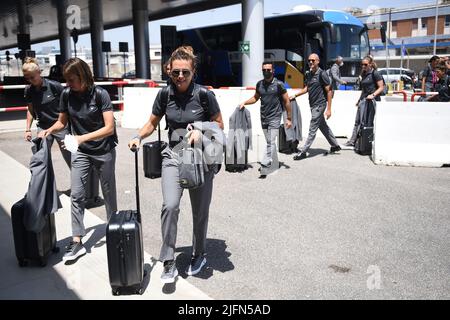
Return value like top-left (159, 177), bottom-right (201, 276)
top-left (22, 57), bottom-right (40, 74)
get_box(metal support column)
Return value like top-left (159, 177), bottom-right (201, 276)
top-left (89, 0), bottom-right (106, 78)
top-left (242, 0), bottom-right (264, 87)
top-left (57, 0), bottom-right (71, 63)
top-left (17, 0), bottom-right (30, 35)
top-left (132, 0), bottom-right (150, 79)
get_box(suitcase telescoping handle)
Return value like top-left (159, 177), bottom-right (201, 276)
top-left (130, 146), bottom-right (141, 223)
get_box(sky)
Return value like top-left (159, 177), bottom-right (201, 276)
top-left (32, 0), bottom-right (432, 52)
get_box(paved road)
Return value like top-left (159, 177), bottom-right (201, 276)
top-left (1, 113), bottom-right (449, 299)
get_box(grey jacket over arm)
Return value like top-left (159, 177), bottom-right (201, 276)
top-left (226, 107), bottom-right (252, 163)
top-left (24, 137), bottom-right (62, 232)
top-left (282, 99), bottom-right (302, 142)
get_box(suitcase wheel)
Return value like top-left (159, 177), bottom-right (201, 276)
top-left (112, 289), bottom-right (120, 296)
top-left (52, 246), bottom-right (60, 253)
top-left (136, 287), bottom-right (144, 295)
top-left (18, 259), bottom-right (27, 267)
top-left (39, 257), bottom-right (47, 267)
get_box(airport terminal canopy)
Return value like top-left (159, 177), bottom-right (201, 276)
top-left (0, 0), bottom-right (240, 50)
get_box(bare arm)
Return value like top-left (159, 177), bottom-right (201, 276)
top-left (210, 112), bottom-right (224, 130)
top-left (290, 86), bottom-right (308, 100)
top-left (367, 80), bottom-right (384, 100)
top-left (240, 91), bottom-right (260, 109)
top-left (128, 114), bottom-right (162, 149)
top-left (324, 85), bottom-right (333, 120)
top-left (40, 112), bottom-right (68, 137)
top-left (421, 77), bottom-right (426, 92)
top-left (24, 104), bottom-right (34, 141)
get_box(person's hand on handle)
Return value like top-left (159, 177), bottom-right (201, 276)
top-left (239, 103), bottom-right (246, 110)
top-left (128, 136), bottom-right (141, 152)
top-left (186, 129), bottom-right (202, 145)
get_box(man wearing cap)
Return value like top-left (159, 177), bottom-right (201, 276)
top-left (421, 55), bottom-right (440, 93)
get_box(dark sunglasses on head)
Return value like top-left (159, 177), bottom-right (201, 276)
top-left (171, 69), bottom-right (191, 77)
top-left (262, 69), bottom-right (272, 72)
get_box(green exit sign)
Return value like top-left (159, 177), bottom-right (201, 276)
top-left (239, 41), bottom-right (250, 53)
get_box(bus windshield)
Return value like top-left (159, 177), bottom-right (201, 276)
top-left (327, 25), bottom-right (369, 60)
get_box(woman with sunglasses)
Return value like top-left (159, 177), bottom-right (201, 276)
top-left (343, 56), bottom-right (384, 148)
top-left (23, 57), bottom-right (71, 168)
top-left (128, 47), bottom-right (224, 284)
top-left (39, 57), bottom-right (118, 262)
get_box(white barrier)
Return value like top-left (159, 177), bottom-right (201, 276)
top-left (373, 101), bottom-right (450, 167)
top-left (121, 87), bottom-right (166, 129)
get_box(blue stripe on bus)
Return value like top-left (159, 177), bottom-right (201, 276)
top-left (323, 11), bottom-right (364, 27)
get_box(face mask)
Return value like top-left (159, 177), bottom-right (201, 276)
top-left (263, 71), bottom-right (272, 80)
top-left (339, 62), bottom-right (344, 67)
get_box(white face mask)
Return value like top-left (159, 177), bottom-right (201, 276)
top-left (339, 62), bottom-right (344, 67)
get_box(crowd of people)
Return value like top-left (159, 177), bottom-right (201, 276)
top-left (19, 46), bottom-right (449, 285)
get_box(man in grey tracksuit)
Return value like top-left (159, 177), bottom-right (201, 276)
top-left (239, 61), bottom-right (292, 178)
top-left (330, 56), bottom-right (347, 90)
top-left (291, 54), bottom-right (341, 160)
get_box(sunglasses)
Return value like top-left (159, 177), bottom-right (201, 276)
top-left (361, 63), bottom-right (369, 66)
top-left (171, 69), bottom-right (191, 77)
top-left (262, 69), bottom-right (272, 72)
top-left (308, 59), bottom-right (316, 63)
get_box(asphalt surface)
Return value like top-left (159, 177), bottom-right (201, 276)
top-left (1, 117), bottom-right (449, 299)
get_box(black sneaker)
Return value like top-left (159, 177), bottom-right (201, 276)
top-left (161, 260), bottom-right (178, 284)
top-left (62, 240), bottom-right (86, 262)
top-left (186, 255), bottom-right (207, 276)
top-left (330, 145), bottom-right (342, 153)
top-left (293, 151), bottom-right (307, 160)
top-left (258, 174), bottom-right (267, 179)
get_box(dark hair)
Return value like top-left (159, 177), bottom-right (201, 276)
top-left (262, 61), bottom-right (274, 68)
top-left (170, 46), bottom-right (197, 70)
top-left (429, 55), bottom-right (440, 63)
top-left (63, 58), bottom-right (94, 89)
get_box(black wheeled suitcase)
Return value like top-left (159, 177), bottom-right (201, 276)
top-left (143, 125), bottom-right (167, 179)
top-left (11, 197), bottom-right (59, 267)
top-left (106, 149), bottom-right (145, 295)
top-left (355, 127), bottom-right (374, 155)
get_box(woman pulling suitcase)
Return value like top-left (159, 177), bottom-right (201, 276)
top-left (343, 56), bottom-right (385, 148)
top-left (39, 57), bottom-right (118, 262)
top-left (128, 47), bottom-right (224, 283)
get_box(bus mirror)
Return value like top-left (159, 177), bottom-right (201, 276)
top-left (306, 21), bottom-right (337, 43)
top-left (328, 23), bottom-right (337, 43)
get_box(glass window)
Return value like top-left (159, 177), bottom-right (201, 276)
top-left (327, 25), bottom-right (368, 60)
top-left (445, 16), bottom-right (450, 27)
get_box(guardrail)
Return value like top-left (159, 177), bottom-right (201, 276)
top-left (410, 92), bottom-right (438, 102)
top-left (0, 79), bottom-right (158, 112)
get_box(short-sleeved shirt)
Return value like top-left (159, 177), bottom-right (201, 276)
top-left (360, 69), bottom-right (383, 101)
top-left (435, 76), bottom-right (450, 102)
top-left (152, 82), bottom-right (221, 147)
top-left (306, 68), bottom-right (330, 107)
top-left (24, 78), bottom-right (64, 129)
top-left (255, 77), bottom-right (286, 126)
top-left (422, 65), bottom-right (437, 91)
top-left (59, 86), bottom-right (117, 155)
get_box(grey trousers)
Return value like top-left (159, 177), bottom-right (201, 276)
top-left (301, 104), bottom-right (339, 153)
top-left (159, 147), bottom-right (214, 262)
top-left (37, 126), bottom-right (71, 168)
top-left (261, 118), bottom-right (280, 170)
top-left (70, 149), bottom-right (117, 237)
